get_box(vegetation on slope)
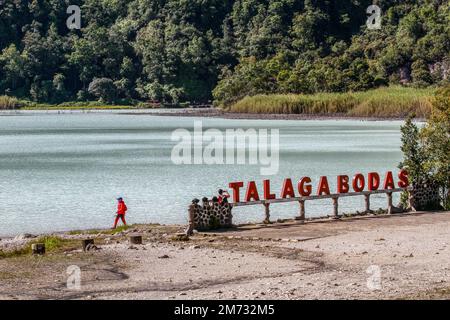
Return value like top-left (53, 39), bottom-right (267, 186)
top-left (0, 0), bottom-right (448, 107)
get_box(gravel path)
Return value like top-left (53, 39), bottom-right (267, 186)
top-left (0, 211), bottom-right (448, 300)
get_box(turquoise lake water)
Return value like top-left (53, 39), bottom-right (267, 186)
top-left (0, 110), bottom-right (404, 236)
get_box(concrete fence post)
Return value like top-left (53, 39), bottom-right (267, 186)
top-left (364, 194), bottom-right (372, 213)
top-left (408, 190), bottom-right (417, 212)
top-left (185, 204), bottom-right (196, 235)
top-left (332, 197), bottom-right (339, 219)
top-left (295, 200), bottom-right (306, 222)
top-left (387, 192), bottom-right (393, 214)
top-left (263, 203), bottom-right (271, 224)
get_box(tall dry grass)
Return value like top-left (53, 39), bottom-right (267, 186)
top-left (0, 95), bottom-right (23, 110)
top-left (228, 86), bottom-right (434, 118)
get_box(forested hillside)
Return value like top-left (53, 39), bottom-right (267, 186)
top-left (0, 0), bottom-right (448, 106)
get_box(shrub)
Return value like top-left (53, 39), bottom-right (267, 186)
top-left (88, 78), bottom-right (117, 103)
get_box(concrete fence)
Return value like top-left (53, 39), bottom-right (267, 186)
top-left (232, 187), bottom-right (409, 224)
top-left (187, 187), bottom-right (413, 233)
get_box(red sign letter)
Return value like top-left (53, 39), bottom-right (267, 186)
top-left (298, 177), bottom-right (312, 196)
top-left (245, 181), bottom-right (260, 202)
top-left (383, 171), bottom-right (395, 189)
top-left (337, 175), bottom-right (349, 193)
top-left (317, 176), bottom-right (330, 196)
top-left (229, 181), bottom-right (244, 203)
top-left (368, 172), bottom-right (380, 191)
top-left (263, 179), bottom-right (276, 200)
top-left (352, 173), bottom-right (365, 192)
top-left (398, 169), bottom-right (409, 188)
top-left (281, 178), bottom-right (296, 198)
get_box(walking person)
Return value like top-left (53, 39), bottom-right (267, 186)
top-left (113, 197), bottom-right (127, 229)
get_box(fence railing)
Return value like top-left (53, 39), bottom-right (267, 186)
top-left (232, 187), bottom-right (410, 223)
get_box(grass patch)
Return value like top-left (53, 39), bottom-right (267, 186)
top-left (0, 98), bottom-right (139, 110)
top-left (21, 101), bottom-right (134, 110)
top-left (228, 86), bottom-right (435, 118)
top-left (68, 224), bottom-right (132, 236)
top-left (0, 236), bottom-right (76, 259)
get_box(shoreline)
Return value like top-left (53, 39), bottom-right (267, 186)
top-left (1, 108), bottom-right (424, 121)
top-left (141, 109), bottom-right (419, 121)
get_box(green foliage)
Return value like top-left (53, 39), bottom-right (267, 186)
top-left (0, 0), bottom-right (448, 104)
top-left (88, 78), bottom-right (117, 103)
top-left (68, 224), bottom-right (132, 235)
top-left (399, 85), bottom-right (450, 209)
top-left (399, 115), bottom-right (429, 183)
top-left (213, 0), bottom-right (450, 106)
top-left (421, 85), bottom-right (450, 208)
top-left (0, 236), bottom-right (73, 259)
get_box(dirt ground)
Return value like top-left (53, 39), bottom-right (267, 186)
top-left (0, 211), bottom-right (449, 300)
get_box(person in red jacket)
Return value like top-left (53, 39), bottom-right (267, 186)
top-left (113, 197), bottom-right (127, 229)
top-left (218, 189), bottom-right (230, 205)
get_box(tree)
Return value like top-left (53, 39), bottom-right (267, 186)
top-left (421, 85), bottom-right (450, 208)
top-left (399, 115), bottom-right (429, 183)
top-left (0, 0), bottom-right (449, 104)
top-left (0, 44), bottom-right (27, 92)
top-left (88, 78), bottom-right (117, 103)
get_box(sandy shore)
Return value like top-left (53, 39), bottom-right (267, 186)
top-left (0, 211), bottom-right (449, 300)
top-left (122, 108), bottom-right (421, 121)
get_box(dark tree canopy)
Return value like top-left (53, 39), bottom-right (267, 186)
top-left (0, 0), bottom-right (448, 104)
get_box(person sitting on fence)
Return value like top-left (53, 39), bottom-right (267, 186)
top-left (202, 197), bottom-right (210, 207)
top-left (218, 189), bottom-right (230, 205)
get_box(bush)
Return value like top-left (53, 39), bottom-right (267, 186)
top-left (88, 78), bottom-right (117, 103)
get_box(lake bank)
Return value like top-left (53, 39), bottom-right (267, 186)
top-left (1, 86), bottom-right (436, 120)
top-left (128, 108), bottom-right (426, 121)
top-left (1, 211), bottom-right (449, 299)
top-left (1, 107), bottom-right (424, 121)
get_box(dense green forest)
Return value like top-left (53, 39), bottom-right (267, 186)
top-left (0, 0), bottom-right (449, 106)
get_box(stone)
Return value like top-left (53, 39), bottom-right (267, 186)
top-left (81, 239), bottom-right (95, 252)
top-left (172, 233), bottom-right (190, 241)
top-left (158, 254), bottom-right (170, 259)
top-left (15, 233), bottom-right (36, 241)
top-left (129, 235), bottom-right (143, 245)
top-left (31, 243), bottom-right (45, 255)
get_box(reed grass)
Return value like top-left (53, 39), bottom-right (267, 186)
top-left (0, 95), bottom-right (23, 109)
top-left (228, 86), bottom-right (435, 118)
